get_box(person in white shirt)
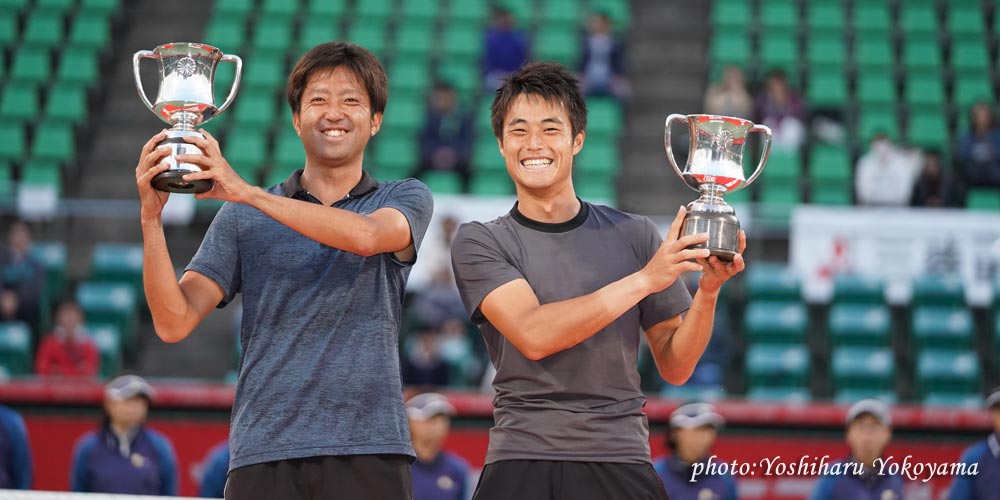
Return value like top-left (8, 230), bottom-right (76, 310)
top-left (854, 133), bottom-right (923, 206)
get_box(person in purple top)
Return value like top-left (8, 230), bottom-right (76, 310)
top-left (483, 7), bottom-right (530, 91)
top-left (949, 386), bottom-right (1000, 500)
top-left (408, 393), bottom-right (470, 500)
top-left (654, 402), bottom-right (738, 500)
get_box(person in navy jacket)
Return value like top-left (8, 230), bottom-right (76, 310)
top-left (654, 402), bottom-right (739, 500)
top-left (408, 393), bottom-right (470, 500)
top-left (70, 375), bottom-right (177, 495)
top-left (0, 404), bottom-right (32, 489)
top-left (810, 399), bottom-right (903, 500)
top-left (949, 386), bottom-right (1000, 500)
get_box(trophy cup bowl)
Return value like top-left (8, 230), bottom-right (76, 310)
top-left (664, 114), bottom-right (771, 262)
top-left (133, 42), bottom-right (242, 193)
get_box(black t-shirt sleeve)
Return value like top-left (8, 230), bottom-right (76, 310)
top-left (636, 217), bottom-right (693, 330)
top-left (450, 222), bottom-right (525, 323)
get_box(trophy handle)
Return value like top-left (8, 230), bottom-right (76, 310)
top-left (132, 50), bottom-right (157, 114)
top-left (664, 114), bottom-right (693, 187)
top-left (741, 123), bottom-right (773, 190)
top-left (217, 54), bottom-right (243, 115)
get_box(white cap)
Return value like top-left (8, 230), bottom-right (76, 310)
top-left (669, 402), bottom-right (724, 429)
top-left (846, 398), bottom-right (891, 427)
top-left (405, 393), bottom-right (456, 420)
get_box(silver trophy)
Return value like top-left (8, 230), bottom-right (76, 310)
top-left (133, 42), bottom-right (242, 193)
top-left (665, 114), bottom-right (771, 261)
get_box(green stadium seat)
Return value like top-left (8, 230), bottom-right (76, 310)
top-left (419, 171), bottom-right (463, 194)
top-left (441, 25), bottom-right (484, 62)
top-left (907, 111), bottom-right (949, 150)
top-left (806, 71), bottom-right (848, 108)
top-left (828, 303), bottom-right (891, 347)
top-left (852, 5), bottom-right (892, 34)
top-left (912, 274), bottom-right (965, 307)
top-left (400, 0), bottom-right (440, 22)
top-left (204, 16), bottom-right (247, 52)
top-left (915, 349), bottom-right (980, 396)
top-left (534, 29), bottom-right (581, 67)
top-left (857, 109), bottom-right (899, 142)
top-left (759, 35), bottom-right (798, 73)
top-left (88, 323), bottom-right (121, 379)
top-left (57, 48), bottom-right (101, 87)
top-left (953, 75), bottom-right (994, 109)
top-left (394, 24), bottom-right (436, 59)
top-left (437, 62), bottom-right (480, 95)
top-left (22, 11), bottom-right (63, 48)
top-left (90, 243), bottom-right (144, 296)
top-left (0, 12), bottom-right (17, 47)
top-left (853, 38), bottom-right (893, 70)
top-left (905, 75), bottom-right (946, 108)
top-left (272, 130), bottom-right (306, 169)
top-left (806, 35), bottom-right (847, 68)
top-left (346, 23), bottom-right (388, 57)
top-left (923, 392), bottom-right (981, 408)
top-left (541, 0), bottom-right (582, 27)
top-left (243, 53), bottom-right (286, 91)
top-left (810, 183), bottom-right (852, 205)
top-left (251, 21), bottom-right (294, 55)
top-left (80, 0), bottom-right (120, 17)
top-left (69, 13), bottom-right (110, 50)
top-left (355, 0), bottom-right (393, 21)
top-left (445, 0), bottom-right (489, 24)
top-left (497, 0), bottom-right (532, 25)
top-left (388, 59), bottom-right (432, 96)
top-left (214, 0), bottom-right (254, 17)
top-left (947, 7), bottom-right (986, 39)
top-left (31, 241), bottom-right (68, 309)
top-left (472, 137), bottom-right (503, 173)
top-left (44, 83), bottom-right (88, 124)
top-left (912, 306), bottom-right (974, 351)
top-left (371, 133), bottom-right (418, 176)
top-left (574, 174), bottom-right (616, 204)
top-left (587, 98), bottom-right (623, 138)
top-left (0, 322), bottom-right (31, 375)
top-left (590, 0), bottom-right (631, 29)
top-left (0, 162), bottom-right (13, 207)
top-left (744, 301), bottom-right (808, 343)
top-left (831, 346), bottom-right (894, 391)
top-left (745, 263), bottom-right (801, 300)
top-left (10, 47), bottom-right (51, 84)
top-left (765, 150), bottom-right (802, 182)
top-left (966, 188), bottom-right (1000, 210)
top-left (0, 0), bottom-right (30, 10)
top-left (710, 0), bottom-right (751, 30)
top-left (0, 123), bottom-right (27, 161)
top-left (834, 391), bottom-right (897, 405)
top-left (77, 281), bottom-right (139, 367)
top-left (20, 159), bottom-right (61, 194)
top-left (223, 130), bottom-right (268, 179)
top-left (899, 5), bottom-right (939, 35)
top-left (660, 384), bottom-right (727, 401)
top-left (709, 31), bottom-right (751, 67)
top-left (809, 145), bottom-right (851, 183)
top-left (260, 0), bottom-right (299, 19)
top-left (575, 141), bottom-right (618, 174)
top-left (297, 18), bottom-right (341, 54)
top-left (902, 38), bottom-right (942, 71)
top-left (232, 89), bottom-right (277, 128)
top-left (381, 97), bottom-right (425, 134)
top-left (833, 274), bottom-right (884, 304)
top-left (305, 0), bottom-right (347, 18)
top-left (747, 387), bottom-right (811, 403)
top-left (951, 40), bottom-right (990, 75)
top-left (30, 121), bottom-right (75, 164)
top-left (758, 180), bottom-right (803, 217)
top-left (759, 1), bottom-right (799, 31)
top-left (746, 343), bottom-right (809, 389)
top-left (470, 171), bottom-right (514, 196)
top-left (806, 3), bottom-right (845, 34)
top-left (855, 73), bottom-right (896, 107)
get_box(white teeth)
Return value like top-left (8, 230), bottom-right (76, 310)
top-left (521, 159), bottom-right (553, 169)
top-left (323, 129), bottom-right (346, 137)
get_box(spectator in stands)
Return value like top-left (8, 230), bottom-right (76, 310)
top-left (71, 375), bottom-right (178, 495)
top-left (957, 101), bottom-right (1000, 188)
top-left (704, 65), bottom-right (753, 119)
top-left (654, 402), bottom-right (738, 500)
top-left (415, 84), bottom-right (474, 191)
top-left (35, 300), bottom-right (99, 378)
top-left (198, 440), bottom-right (229, 498)
top-left (579, 12), bottom-right (630, 102)
top-left (911, 149), bottom-right (960, 208)
top-left (407, 393), bottom-right (470, 500)
top-left (0, 220), bottom-right (46, 334)
top-left (0, 404), bottom-right (32, 490)
top-left (810, 399), bottom-right (902, 500)
top-left (402, 321), bottom-right (451, 387)
top-left (483, 7), bottom-right (530, 91)
top-left (755, 69), bottom-right (806, 151)
top-left (948, 385), bottom-right (1000, 500)
top-left (135, 42), bottom-right (431, 499)
top-left (854, 132), bottom-right (923, 206)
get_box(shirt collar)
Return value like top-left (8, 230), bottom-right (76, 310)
top-left (280, 168), bottom-right (378, 202)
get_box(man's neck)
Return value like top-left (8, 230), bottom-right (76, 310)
top-left (515, 186), bottom-right (580, 224)
top-left (300, 162), bottom-right (363, 206)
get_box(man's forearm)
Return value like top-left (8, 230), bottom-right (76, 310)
top-left (654, 288), bottom-right (719, 384)
top-left (141, 217), bottom-right (195, 342)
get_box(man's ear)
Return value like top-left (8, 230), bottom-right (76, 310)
top-left (292, 110), bottom-right (301, 136)
top-left (572, 130), bottom-right (586, 155)
top-left (371, 112), bottom-right (383, 136)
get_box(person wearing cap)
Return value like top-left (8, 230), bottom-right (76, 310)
top-left (69, 375), bottom-right (178, 495)
top-left (0, 404), bottom-right (32, 489)
top-left (948, 385), bottom-right (1000, 499)
top-left (810, 399), bottom-right (902, 500)
top-left (408, 393), bottom-right (470, 500)
top-left (653, 402), bottom-right (738, 500)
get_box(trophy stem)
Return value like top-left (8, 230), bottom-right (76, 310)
top-left (698, 183), bottom-right (727, 206)
top-left (171, 111), bottom-right (201, 131)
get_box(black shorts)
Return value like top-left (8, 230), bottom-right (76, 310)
top-left (224, 454), bottom-right (413, 500)
top-left (472, 460), bottom-right (670, 500)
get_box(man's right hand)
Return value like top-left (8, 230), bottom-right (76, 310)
top-left (135, 130), bottom-right (172, 221)
top-left (640, 206), bottom-right (710, 294)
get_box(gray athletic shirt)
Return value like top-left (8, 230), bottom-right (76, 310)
top-left (451, 201), bottom-right (693, 464)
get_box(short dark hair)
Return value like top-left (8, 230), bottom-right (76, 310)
top-left (490, 61), bottom-right (587, 141)
top-left (286, 42), bottom-right (388, 116)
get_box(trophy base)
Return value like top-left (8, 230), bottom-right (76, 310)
top-left (152, 171), bottom-right (214, 194)
top-left (681, 210), bottom-right (740, 262)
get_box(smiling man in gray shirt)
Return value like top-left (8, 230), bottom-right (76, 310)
top-left (451, 62), bottom-right (746, 500)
